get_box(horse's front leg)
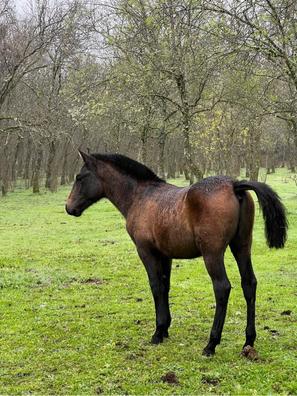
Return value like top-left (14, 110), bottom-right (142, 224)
top-left (137, 245), bottom-right (172, 344)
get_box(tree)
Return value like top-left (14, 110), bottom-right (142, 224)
top-left (92, 0), bottom-right (225, 182)
top-left (206, 0), bottom-right (297, 147)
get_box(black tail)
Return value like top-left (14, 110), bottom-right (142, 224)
top-left (233, 180), bottom-right (288, 249)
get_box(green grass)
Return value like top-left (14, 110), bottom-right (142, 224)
top-left (0, 169), bottom-right (296, 395)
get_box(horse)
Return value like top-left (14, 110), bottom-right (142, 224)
top-left (66, 151), bottom-right (287, 356)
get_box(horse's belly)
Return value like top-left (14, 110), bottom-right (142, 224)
top-left (155, 229), bottom-right (200, 259)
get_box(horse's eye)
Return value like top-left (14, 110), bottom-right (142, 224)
top-left (76, 175), bottom-right (82, 182)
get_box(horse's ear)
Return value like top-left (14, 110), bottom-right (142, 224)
top-left (78, 150), bottom-right (97, 173)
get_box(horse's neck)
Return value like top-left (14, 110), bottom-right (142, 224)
top-left (100, 165), bottom-right (138, 218)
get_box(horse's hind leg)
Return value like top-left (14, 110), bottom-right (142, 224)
top-left (230, 193), bottom-right (257, 349)
top-left (137, 245), bottom-right (172, 344)
top-left (230, 239), bottom-right (257, 349)
top-left (202, 253), bottom-right (231, 356)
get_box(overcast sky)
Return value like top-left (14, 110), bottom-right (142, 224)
top-left (13, 0), bottom-right (32, 15)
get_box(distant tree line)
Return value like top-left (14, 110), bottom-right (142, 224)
top-left (0, 0), bottom-right (296, 195)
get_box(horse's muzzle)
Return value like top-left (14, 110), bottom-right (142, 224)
top-left (65, 204), bottom-right (81, 217)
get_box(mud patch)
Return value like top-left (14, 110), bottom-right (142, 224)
top-left (281, 310), bottom-right (292, 316)
top-left (264, 326), bottom-right (280, 336)
top-left (115, 341), bottom-right (129, 350)
top-left (74, 304), bottom-right (86, 308)
top-left (80, 278), bottom-right (104, 286)
top-left (63, 277), bottom-right (105, 288)
top-left (126, 350), bottom-right (146, 360)
top-left (15, 372), bottom-right (31, 378)
top-left (161, 372), bottom-right (179, 385)
top-left (201, 375), bottom-right (220, 386)
top-left (100, 239), bottom-right (117, 246)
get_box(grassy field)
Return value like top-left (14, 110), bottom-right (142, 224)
top-left (0, 169), bottom-right (296, 395)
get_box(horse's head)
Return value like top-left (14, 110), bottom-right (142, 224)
top-left (65, 151), bottom-right (105, 217)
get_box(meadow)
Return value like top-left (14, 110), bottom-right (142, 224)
top-left (0, 169), bottom-right (296, 395)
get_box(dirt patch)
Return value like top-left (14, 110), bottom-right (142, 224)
top-left (264, 326), bottom-right (280, 336)
top-left (241, 345), bottom-right (259, 361)
top-left (115, 341), bottom-right (130, 350)
top-left (16, 372), bottom-right (31, 378)
top-left (201, 375), bottom-right (220, 386)
top-left (99, 239), bottom-right (117, 246)
top-left (80, 278), bottom-right (104, 286)
top-left (281, 310), bottom-right (292, 316)
top-left (263, 325), bottom-right (270, 330)
top-left (74, 304), bottom-right (86, 308)
top-left (161, 372), bottom-right (179, 385)
top-left (126, 350), bottom-right (145, 360)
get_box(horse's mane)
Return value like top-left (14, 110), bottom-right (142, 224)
top-left (92, 153), bottom-right (165, 183)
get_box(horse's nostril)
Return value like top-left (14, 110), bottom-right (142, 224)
top-left (65, 204), bottom-right (76, 216)
top-left (65, 202), bottom-right (82, 217)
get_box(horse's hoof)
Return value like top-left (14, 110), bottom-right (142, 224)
top-left (202, 347), bottom-right (215, 357)
top-left (151, 334), bottom-right (163, 344)
top-left (241, 345), bottom-right (259, 361)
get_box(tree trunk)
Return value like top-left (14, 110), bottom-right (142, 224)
top-left (141, 125), bottom-right (149, 164)
top-left (246, 127), bottom-right (261, 181)
top-left (1, 181), bottom-right (8, 196)
top-left (45, 139), bottom-right (58, 191)
top-left (61, 152), bottom-right (68, 185)
top-left (32, 147), bottom-right (43, 193)
top-left (11, 136), bottom-right (22, 189)
top-left (249, 164), bottom-right (260, 181)
top-left (1, 141), bottom-right (10, 196)
top-left (158, 126), bottom-right (166, 179)
top-left (24, 137), bottom-right (33, 187)
top-left (289, 119), bottom-right (297, 150)
top-left (176, 73), bottom-right (203, 183)
top-left (167, 157), bottom-right (176, 179)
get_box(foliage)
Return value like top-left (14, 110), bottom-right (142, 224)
top-left (0, 0), bottom-right (297, 194)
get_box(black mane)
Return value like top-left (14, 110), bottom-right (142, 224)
top-left (92, 153), bottom-right (165, 183)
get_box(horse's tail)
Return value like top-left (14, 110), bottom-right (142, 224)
top-left (233, 180), bottom-right (288, 249)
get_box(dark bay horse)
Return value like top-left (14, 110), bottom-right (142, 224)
top-left (66, 151), bottom-right (287, 356)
